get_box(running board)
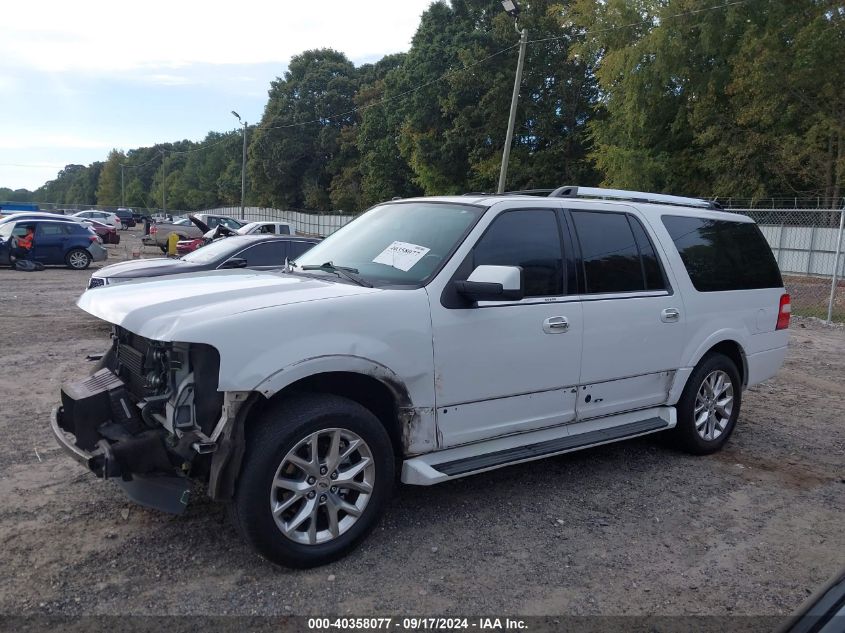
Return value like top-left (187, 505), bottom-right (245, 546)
top-left (401, 407), bottom-right (674, 485)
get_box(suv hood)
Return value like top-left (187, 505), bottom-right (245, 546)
top-left (78, 269), bottom-right (380, 341)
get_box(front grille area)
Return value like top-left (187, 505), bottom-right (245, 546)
top-left (88, 277), bottom-right (105, 289)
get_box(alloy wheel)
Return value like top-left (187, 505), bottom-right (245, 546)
top-left (270, 428), bottom-right (374, 545)
top-left (68, 251), bottom-right (89, 269)
top-left (694, 370), bottom-right (734, 441)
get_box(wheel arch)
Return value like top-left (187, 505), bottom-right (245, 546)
top-left (261, 371), bottom-right (406, 459)
top-left (252, 356), bottom-right (436, 457)
top-left (670, 335), bottom-right (749, 405)
top-left (704, 340), bottom-right (747, 387)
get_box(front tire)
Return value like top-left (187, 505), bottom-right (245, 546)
top-left (65, 248), bottom-right (91, 270)
top-left (671, 353), bottom-right (742, 455)
top-left (231, 393), bottom-right (395, 568)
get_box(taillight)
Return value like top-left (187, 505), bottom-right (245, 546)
top-left (88, 235), bottom-right (98, 242)
top-left (776, 293), bottom-right (791, 330)
top-left (150, 225), bottom-right (158, 235)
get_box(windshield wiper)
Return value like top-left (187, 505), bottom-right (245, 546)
top-left (300, 262), bottom-right (373, 288)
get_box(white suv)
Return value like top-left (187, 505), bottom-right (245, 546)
top-left (52, 187), bottom-right (790, 567)
top-left (72, 210), bottom-right (122, 229)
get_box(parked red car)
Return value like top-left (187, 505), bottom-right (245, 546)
top-left (85, 219), bottom-right (120, 245)
top-left (176, 237), bottom-right (203, 256)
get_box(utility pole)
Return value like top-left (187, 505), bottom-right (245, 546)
top-left (232, 111), bottom-right (247, 220)
top-left (160, 150), bottom-right (166, 214)
top-left (497, 1), bottom-right (527, 194)
top-left (120, 164), bottom-right (125, 207)
top-left (827, 198), bottom-right (845, 323)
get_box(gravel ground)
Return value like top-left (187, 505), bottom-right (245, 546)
top-left (0, 228), bottom-right (843, 618)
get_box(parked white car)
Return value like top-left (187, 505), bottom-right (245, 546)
top-left (52, 187), bottom-right (789, 568)
top-left (73, 210), bottom-right (121, 229)
top-left (237, 221), bottom-right (296, 236)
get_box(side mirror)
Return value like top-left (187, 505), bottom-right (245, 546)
top-left (453, 265), bottom-right (524, 302)
top-left (220, 257), bottom-right (248, 269)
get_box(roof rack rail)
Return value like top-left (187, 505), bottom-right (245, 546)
top-left (548, 186), bottom-right (721, 210)
top-left (462, 189), bottom-right (556, 197)
top-left (504, 189), bottom-right (556, 196)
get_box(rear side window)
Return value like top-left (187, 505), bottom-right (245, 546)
top-left (473, 209), bottom-right (564, 297)
top-left (661, 215), bottom-right (782, 291)
top-left (38, 223), bottom-right (70, 236)
top-left (288, 241), bottom-right (315, 259)
top-left (237, 241), bottom-right (286, 267)
top-left (571, 211), bottom-right (666, 294)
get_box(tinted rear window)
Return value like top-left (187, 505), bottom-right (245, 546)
top-left (661, 215), bottom-right (782, 291)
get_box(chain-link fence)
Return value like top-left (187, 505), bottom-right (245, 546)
top-left (727, 208), bottom-right (845, 322)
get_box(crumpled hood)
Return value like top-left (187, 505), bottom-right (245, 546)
top-left (77, 269), bottom-right (379, 341)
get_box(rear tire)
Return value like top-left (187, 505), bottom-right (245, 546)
top-left (65, 248), bottom-right (91, 270)
top-left (231, 393), bottom-right (395, 568)
top-left (670, 353), bottom-right (742, 455)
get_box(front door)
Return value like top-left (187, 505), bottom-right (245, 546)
top-left (568, 208), bottom-right (686, 419)
top-left (429, 207), bottom-right (583, 448)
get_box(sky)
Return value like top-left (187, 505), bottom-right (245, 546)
top-left (0, 0), bottom-right (435, 192)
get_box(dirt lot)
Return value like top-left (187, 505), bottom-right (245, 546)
top-left (0, 228), bottom-right (843, 618)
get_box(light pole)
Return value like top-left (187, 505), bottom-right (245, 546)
top-left (120, 163), bottom-right (125, 207)
top-left (232, 110), bottom-right (248, 220)
top-left (497, 0), bottom-right (527, 194)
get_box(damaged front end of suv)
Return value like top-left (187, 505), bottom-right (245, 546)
top-left (51, 326), bottom-right (251, 514)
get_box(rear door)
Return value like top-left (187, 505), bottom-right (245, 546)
top-left (34, 222), bottom-right (70, 263)
top-left (569, 208), bottom-right (686, 419)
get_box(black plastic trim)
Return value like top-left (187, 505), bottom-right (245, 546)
top-left (431, 417), bottom-right (669, 476)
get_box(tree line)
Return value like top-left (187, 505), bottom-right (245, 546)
top-left (3, 0), bottom-right (842, 213)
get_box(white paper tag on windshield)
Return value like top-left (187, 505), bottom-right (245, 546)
top-left (372, 241), bottom-right (431, 272)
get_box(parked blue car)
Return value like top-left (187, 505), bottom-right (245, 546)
top-left (0, 218), bottom-right (108, 269)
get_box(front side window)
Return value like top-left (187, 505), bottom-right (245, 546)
top-left (661, 215), bottom-right (782, 291)
top-left (571, 211), bottom-right (664, 294)
top-left (472, 209), bottom-right (564, 297)
top-left (294, 202), bottom-right (485, 286)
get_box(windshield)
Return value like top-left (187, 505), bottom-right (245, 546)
top-left (294, 202), bottom-right (484, 285)
top-left (181, 237), bottom-right (250, 264)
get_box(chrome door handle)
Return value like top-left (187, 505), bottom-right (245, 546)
top-left (543, 316), bottom-right (569, 333)
top-left (661, 308), bottom-right (680, 323)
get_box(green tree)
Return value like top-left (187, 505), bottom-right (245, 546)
top-left (570, 0), bottom-right (844, 201)
top-left (249, 49), bottom-right (360, 211)
top-left (96, 149), bottom-right (126, 206)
